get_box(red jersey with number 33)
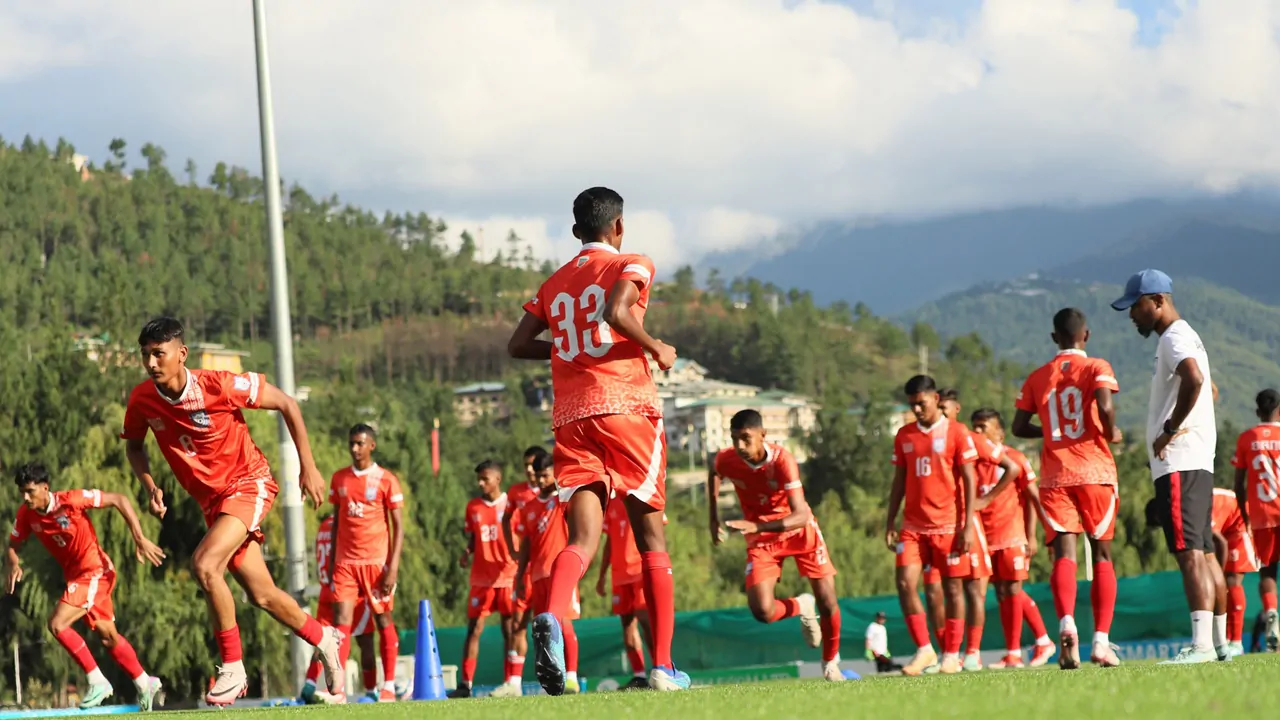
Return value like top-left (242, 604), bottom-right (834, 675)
top-left (1231, 423), bottom-right (1280, 530)
top-left (464, 495), bottom-right (517, 588)
top-left (522, 242), bottom-right (662, 429)
top-left (892, 418), bottom-right (978, 534)
top-left (121, 369), bottom-right (273, 507)
top-left (9, 490), bottom-right (113, 581)
top-left (714, 444), bottom-right (805, 547)
top-left (1015, 350), bottom-right (1119, 489)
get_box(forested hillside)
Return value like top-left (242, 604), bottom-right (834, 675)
top-left (0, 136), bottom-right (1186, 702)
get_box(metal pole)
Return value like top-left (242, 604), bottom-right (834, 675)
top-left (252, 0), bottom-right (310, 692)
top-left (13, 638), bottom-right (20, 705)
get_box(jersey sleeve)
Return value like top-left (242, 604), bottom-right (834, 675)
top-left (1018, 454), bottom-right (1038, 487)
top-left (522, 284), bottom-right (547, 322)
top-left (974, 436), bottom-right (1004, 464)
top-left (1093, 359), bottom-right (1120, 394)
top-left (327, 474), bottom-right (340, 507)
top-left (8, 509), bottom-right (29, 549)
top-left (120, 392), bottom-right (151, 441)
top-left (463, 502), bottom-right (477, 535)
top-left (776, 449), bottom-right (802, 491)
top-left (955, 426), bottom-right (979, 466)
top-left (619, 254), bottom-right (656, 291)
top-left (383, 472), bottom-right (405, 510)
top-left (217, 370), bottom-right (265, 410)
top-left (1231, 433), bottom-right (1247, 468)
top-left (891, 431), bottom-right (905, 466)
top-left (64, 489), bottom-right (104, 511)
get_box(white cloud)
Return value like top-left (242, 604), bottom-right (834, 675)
top-left (3, 0), bottom-right (1280, 266)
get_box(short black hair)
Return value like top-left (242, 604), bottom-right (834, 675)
top-left (523, 445), bottom-right (547, 461)
top-left (938, 387), bottom-right (959, 402)
top-left (349, 423), bottom-right (377, 439)
top-left (531, 451), bottom-right (554, 474)
top-left (904, 375), bottom-right (937, 395)
top-left (729, 409), bottom-right (764, 432)
top-left (971, 408), bottom-right (1003, 427)
top-left (572, 187), bottom-right (624, 238)
top-left (1053, 308), bottom-right (1087, 338)
top-left (1258, 389), bottom-right (1280, 419)
top-left (14, 462), bottom-right (50, 488)
top-left (138, 317), bottom-right (185, 347)
top-left (474, 459), bottom-right (500, 475)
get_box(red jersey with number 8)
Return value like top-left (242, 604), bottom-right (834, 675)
top-left (522, 242), bottom-right (662, 429)
top-left (1231, 423), bottom-right (1280, 530)
top-left (1015, 350), bottom-right (1119, 489)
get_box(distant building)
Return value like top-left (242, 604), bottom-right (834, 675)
top-left (665, 391), bottom-right (818, 464)
top-left (453, 382), bottom-right (509, 426)
top-left (190, 343), bottom-right (250, 375)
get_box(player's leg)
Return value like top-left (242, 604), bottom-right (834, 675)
top-left (354, 632), bottom-right (376, 696)
top-left (48, 600), bottom-right (111, 706)
top-left (301, 600), bottom-right (334, 703)
top-left (1042, 486), bottom-right (1083, 669)
top-left (1205, 550), bottom-right (1230, 658)
top-left (894, 532), bottom-right (935, 674)
top-left (509, 590), bottom-right (529, 678)
top-left (619, 612), bottom-right (649, 689)
top-left (1087, 538), bottom-right (1119, 666)
top-left (924, 576), bottom-right (945, 648)
top-left (490, 593), bottom-right (525, 698)
top-left (191, 515), bottom-right (251, 667)
top-left (1257, 526), bottom-right (1280, 650)
top-left (963, 575), bottom-right (988, 669)
top-left (791, 527), bottom-right (839, 677)
top-left (1225, 571), bottom-right (1246, 655)
top-left (92, 612), bottom-right (160, 709)
top-left (743, 547), bottom-right (812, 638)
top-left (372, 611), bottom-right (398, 700)
top-left (227, 539), bottom-right (343, 694)
top-left (940, 575), bottom-right (967, 673)
top-left (1153, 471), bottom-right (1218, 663)
top-left (626, 491), bottom-right (685, 690)
top-left (452, 609), bottom-right (486, 697)
top-left (808, 574), bottom-right (843, 681)
top-left (991, 579), bottom-right (1023, 668)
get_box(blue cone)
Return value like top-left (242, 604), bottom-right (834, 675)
top-left (412, 599), bottom-right (447, 700)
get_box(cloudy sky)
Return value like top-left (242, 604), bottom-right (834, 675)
top-left (3, 0), bottom-right (1278, 271)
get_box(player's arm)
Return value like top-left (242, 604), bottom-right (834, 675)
top-left (508, 312), bottom-right (553, 360)
top-left (1094, 387), bottom-right (1121, 444)
top-left (884, 464), bottom-right (907, 550)
top-left (957, 462), bottom-right (977, 553)
top-left (1022, 482), bottom-right (1045, 557)
top-left (707, 466), bottom-right (723, 546)
top-left (1234, 466), bottom-right (1250, 530)
top-left (973, 455), bottom-right (1022, 511)
top-left (5, 523), bottom-right (24, 594)
top-left (123, 438), bottom-right (168, 519)
top-left (1010, 409), bottom-right (1042, 440)
top-left (603, 278), bottom-right (675, 369)
top-left (752, 487), bottom-right (813, 534)
top-left (255, 382), bottom-right (326, 507)
top-left (99, 492), bottom-right (166, 567)
top-left (460, 526), bottom-right (474, 568)
top-left (382, 505), bottom-right (404, 593)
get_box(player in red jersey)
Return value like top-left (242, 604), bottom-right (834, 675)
top-left (969, 410), bottom-right (1057, 669)
top-left (1210, 488), bottom-right (1253, 658)
top-left (120, 318), bottom-right (343, 704)
top-left (452, 460), bottom-right (519, 699)
top-left (710, 409), bottom-right (844, 681)
top-left (885, 375), bottom-right (979, 676)
top-left (514, 452), bottom-right (583, 694)
top-left (327, 424), bottom-right (404, 702)
top-left (597, 493), bottom-right (661, 691)
top-left (6, 463), bottom-right (166, 711)
top-left (1011, 308), bottom-right (1123, 670)
top-left (301, 513), bottom-right (380, 704)
top-left (507, 187), bottom-right (687, 694)
top-left (500, 445), bottom-right (546, 690)
top-left (1232, 389), bottom-right (1280, 651)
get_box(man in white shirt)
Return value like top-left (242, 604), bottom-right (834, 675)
top-left (865, 611), bottom-right (899, 672)
top-left (1113, 269), bottom-right (1225, 664)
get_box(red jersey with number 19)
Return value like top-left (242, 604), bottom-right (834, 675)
top-left (522, 242), bottom-right (662, 429)
top-left (1015, 350), bottom-right (1119, 489)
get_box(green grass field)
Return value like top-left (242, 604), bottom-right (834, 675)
top-left (158, 655), bottom-right (1278, 720)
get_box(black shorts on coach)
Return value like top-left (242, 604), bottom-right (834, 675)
top-left (1153, 469), bottom-right (1215, 554)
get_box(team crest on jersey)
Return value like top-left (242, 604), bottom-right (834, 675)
top-left (189, 410), bottom-right (212, 429)
top-left (55, 515), bottom-right (70, 529)
top-left (365, 484), bottom-right (378, 502)
top-left (932, 438), bottom-right (946, 453)
top-left (902, 442), bottom-right (914, 454)
top-left (576, 257), bottom-right (589, 267)
top-left (1060, 361), bottom-right (1071, 371)
top-left (233, 375), bottom-right (251, 391)
top-left (147, 417), bottom-right (165, 432)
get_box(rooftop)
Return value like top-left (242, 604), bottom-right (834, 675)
top-left (454, 382), bottom-right (507, 395)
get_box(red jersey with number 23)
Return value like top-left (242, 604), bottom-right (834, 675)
top-left (522, 242), bottom-right (662, 429)
top-left (464, 495), bottom-right (517, 588)
top-left (1015, 350), bottom-right (1119, 489)
top-left (893, 418), bottom-right (978, 534)
top-left (121, 369), bottom-right (273, 508)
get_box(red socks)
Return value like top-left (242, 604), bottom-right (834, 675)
top-left (305, 659), bottom-right (324, 685)
top-left (215, 626), bottom-right (244, 664)
top-left (1091, 561), bottom-right (1116, 633)
top-left (820, 607), bottom-right (841, 663)
top-left (944, 618), bottom-right (964, 655)
top-left (626, 645), bottom-right (647, 674)
top-left (965, 623), bottom-right (984, 655)
top-left (548, 545), bottom-right (590, 620)
top-left (1263, 590), bottom-right (1278, 612)
top-left (297, 616), bottom-right (325, 646)
top-left (642, 551), bottom-right (675, 669)
top-left (1051, 558), bottom-right (1078, 620)
top-left (461, 657), bottom-right (477, 684)
top-left (55, 628), bottom-right (99, 674)
top-left (1000, 595), bottom-right (1024, 652)
top-left (768, 598), bottom-right (802, 623)
top-left (1021, 592), bottom-right (1048, 638)
top-left (905, 612), bottom-right (931, 649)
top-left (1228, 585), bottom-right (1246, 642)
top-left (563, 620), bottom-right (580, 673)
top-left (107, 636), bottom-right (146, 680)
top-left (336, 624), bottom-right (353, 667)
top-left (362, 668), bottom-right (377, 692)
top-left (378, 624), bottom-right (398, 685)
top-left (506, 651), bottom-right (526, 682)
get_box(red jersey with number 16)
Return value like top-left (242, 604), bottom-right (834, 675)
top-left (1015, 350), bottom-right (1119, 489)
top-left (522, 242), bottom-right (662, 429)
top-left (121, 369), bottom-right (273, 508)
top-left (892, 418), bottom-right (978, 534)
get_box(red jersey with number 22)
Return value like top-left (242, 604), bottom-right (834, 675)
top-left (892, 418), bottom-right (978, 534)
top-left (1015, 350), bottom-right (1119, 489)
top-left (522, 242), bottom-right (662, 429)
top-left (10, 490), bottom-right (113, 581)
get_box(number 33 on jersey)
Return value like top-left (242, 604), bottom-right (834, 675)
top-left (1016, 349), bottom-right (1120, 488)
top-left (523, 242), bottom-right (663, 430)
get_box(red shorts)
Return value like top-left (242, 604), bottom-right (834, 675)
top-left (203, 477), bottom-right (279, 563)
top-left (315, 597), bottom-right (375, 635)
top-left (611, 580), bottom-right (647, 617)
top-left (554, 415), bottom-right (667, 511)
top-left (1254, 527), bottom-right (1280, 567)
top-left (529, 577), bottom-right (580, 620)
top-left (332, 563), bottom-right (395, 615)
top-left (990, 545), bottom-right (1030, 582)
top-left (62, 569), bottom-right (116, 630)
top-left (923, 566), bottom-right (941, 585)
top-left (897, 529), bottom-right (971, 579)
top-left (967, 521), bottom-right (992, 581)
top-left (513, 574), bottom-right (532, 616)
top-left (467, 585), bottom-right (515, 621)
top-left (1040, 484), bottom-right (1117, 543)
top-left (745, 522), bottom-right (837, 589)
top-left (1225, 532), bottom-right (1261, 574)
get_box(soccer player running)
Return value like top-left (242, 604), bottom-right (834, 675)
top-left (710, 409), bottom-right (844, 682)
top-left (326, 424), bottom-right (404, 702)
top-left (6, 463), bottom-right (165, 711)
top-left (120, 318), bottom-right (343, 704)
top-left (1012, 308), bottom-right (1122, 670)
top-left (514, 452), bottom-right (583, 694)
top-left (597, 493), bottom-right (654, 690)
top-left (507, 186), bottom-right (688, 694)
top-left (1113, 270), bottom-right (1222, 663)
top-left (500, 445), bottom-right (545, 690)
top-left (1232, 389), bottom-right (1280, 651)
top-left (885, 375), bottom-right (979, 676)
top-left (453, 460), bottom-right (519, 699)
top-left (969, 410), bottom-right (1056, 668)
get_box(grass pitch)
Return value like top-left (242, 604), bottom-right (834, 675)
top-left (160, 654), bottom-right (1276, 719)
